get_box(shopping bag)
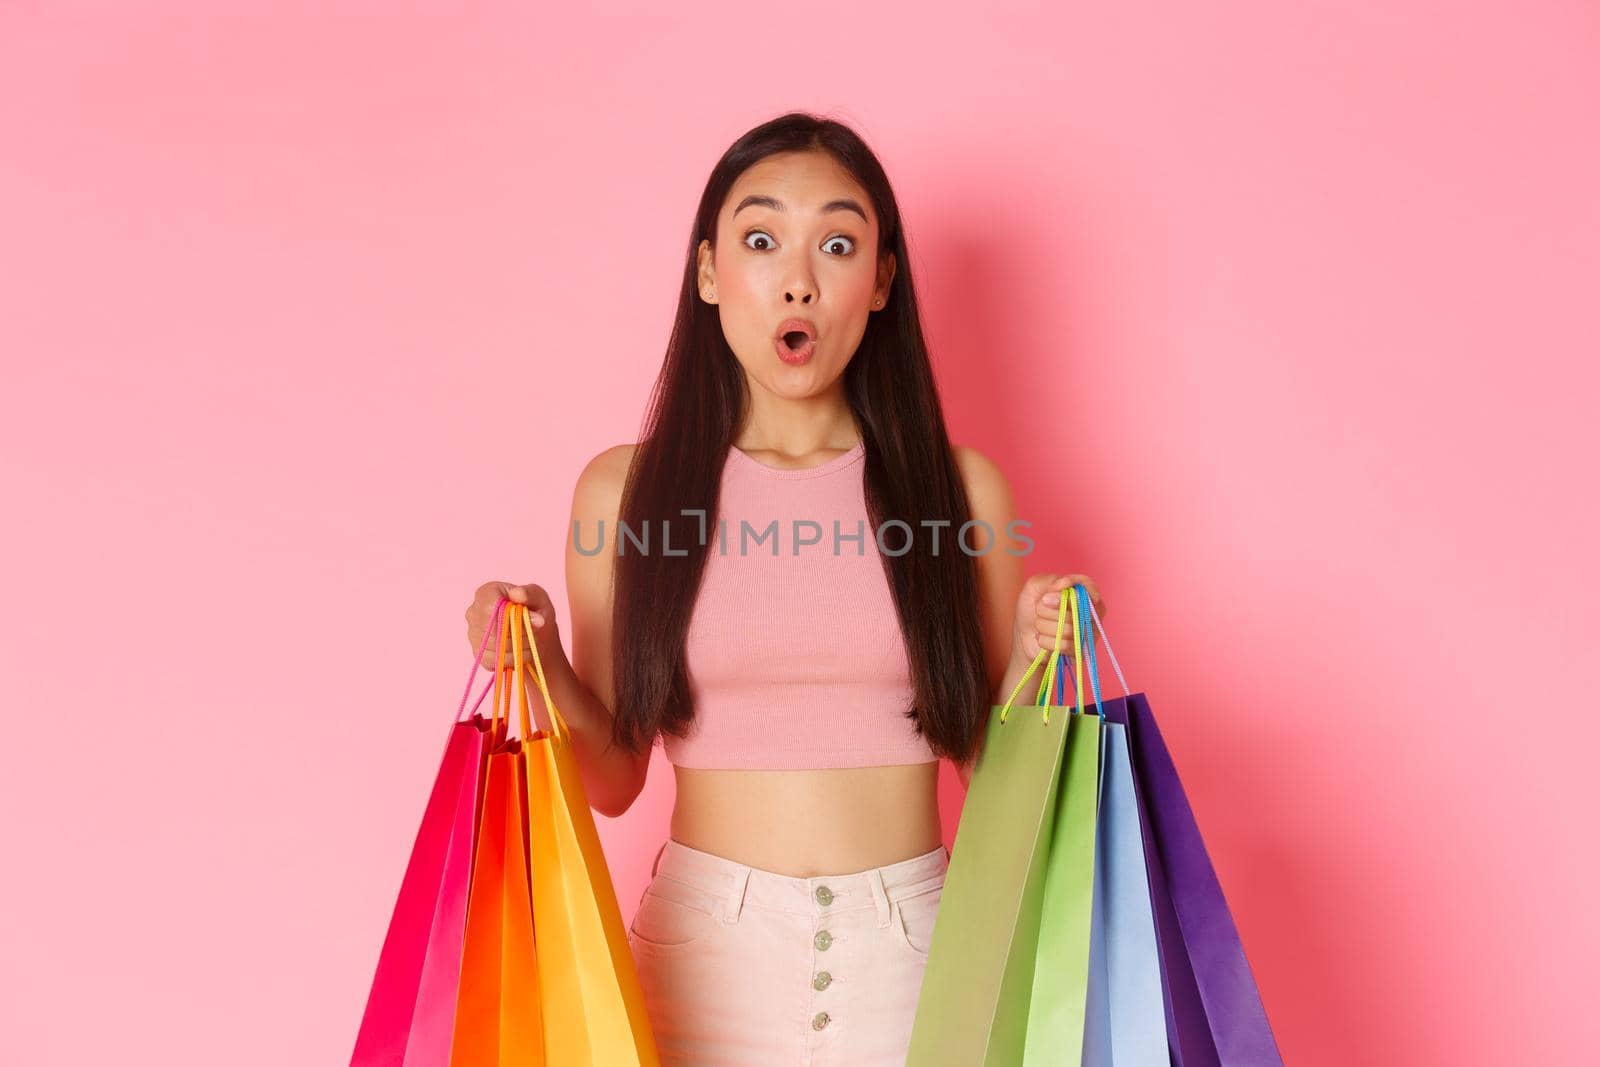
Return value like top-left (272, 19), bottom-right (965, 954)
top-left (451, 601), bottom-right (546, 1065)
top-left (1067, 592), bottom-right (1166, 1067)
top-left (1083, 719), bottom-right (1168, 1067)
top-left (514, 602), bottom-right (660, 1066)
top-left (906, 591), bottom-right (1095, 1066)
top-left (1084, 597), bottom-right (1284, 1067)
top-left (1022, 586), bottom-right (1103, 1066)
top-left (351, 600), bottom-right (501, 1067)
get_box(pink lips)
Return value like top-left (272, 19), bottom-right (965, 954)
top-left (775, 317), bottom-right (818, 365)
top-left (775, 335), bottom-right (816, 365)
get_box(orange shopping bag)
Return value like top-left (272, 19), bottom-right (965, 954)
top-left (450, 604), bottom-right (545, 1065)
top-left (515, 602), bottom-right (660, 1066)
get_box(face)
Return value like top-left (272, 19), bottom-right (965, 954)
top-left (697, 150), bottom-right (895, 400)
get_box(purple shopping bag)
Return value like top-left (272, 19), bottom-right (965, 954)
top-left (350, 600), bottom-right (504, 1066)
top-left (1084, 599), bottom-right (1283, 1067)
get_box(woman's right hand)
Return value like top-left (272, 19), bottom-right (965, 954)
top-left (466, 580), bottom-right (560, 670)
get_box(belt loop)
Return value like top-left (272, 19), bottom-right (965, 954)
top-left (651, 839), bottom-right (669, 878)
top-left (868, 868), bottom-right (891, 928)
top-left (722, 866), bottom-right (750, 925)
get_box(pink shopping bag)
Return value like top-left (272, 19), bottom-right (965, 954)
top-left (350, 600), bottom-right (504, 1066)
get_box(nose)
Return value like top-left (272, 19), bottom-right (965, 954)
top-left (781, 258), bottom-right (817, 304)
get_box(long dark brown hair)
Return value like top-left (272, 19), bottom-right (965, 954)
top-left (610, 111), bottom-right (989, 765)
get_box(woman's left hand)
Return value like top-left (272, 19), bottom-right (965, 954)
top-left (1010, 573), bottom-right (1107, 669)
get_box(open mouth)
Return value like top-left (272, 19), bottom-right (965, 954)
top-left (774, 319), bottom-right (818, 362)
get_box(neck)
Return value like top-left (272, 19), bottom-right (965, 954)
top-left (734, 382), bottom-right (859, 456)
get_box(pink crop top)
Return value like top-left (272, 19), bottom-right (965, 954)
top-left (662, 440), bottom-right (939, 771)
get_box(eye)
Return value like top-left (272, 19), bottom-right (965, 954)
top-left (741, 229), bottom-right (857, 256)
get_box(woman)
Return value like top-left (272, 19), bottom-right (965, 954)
top-left (464, 112), bottom-right (1106, 1066)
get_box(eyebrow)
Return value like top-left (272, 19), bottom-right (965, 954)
top-left (732, 194), bottom-right (870, 225)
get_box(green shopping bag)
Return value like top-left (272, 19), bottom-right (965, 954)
top-left (1023, 589), bottom-right (1102, 1065)
top-left (907, 588), bottom-right (1102, 1066)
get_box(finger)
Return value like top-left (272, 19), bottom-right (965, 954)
top-left (503, 604), bottom-right (547, 629)
top-left (1044, 576), bottom-right (1105, 614)
top-left (1035, 598), bottom-right (1104, 629)
top-left (1039, 576), bottom-right (1077, 603)
top-left (1023, 573), bottom-right (1067, 599)
top-left (476, 580), bottom-right (514, 603)
top-left (1037, 617), bottom-right (1082, 644)
top-left (1036, 593), bottom-right (1086, 618)
top-left (478, 630), bottom-right (543, 668)
top-left (1069, 576), bottom-right (1104, 614)
top-left (1071, 576), bottom-right (1104, 612)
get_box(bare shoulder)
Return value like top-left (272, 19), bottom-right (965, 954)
top-left (566, 443), bottom-right (637, 602)
top-left (952, 443), bottom-right (1014, 515)
top-left (572, 442), bottom-right (637, 515)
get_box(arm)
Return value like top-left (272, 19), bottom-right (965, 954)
top-left (532, 444), bottom-right (650, 819)
top-left (951, 446), bottom-right (1029, 789)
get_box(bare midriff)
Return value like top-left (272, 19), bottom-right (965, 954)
top-left (668, 761), bottom-right (944, 877)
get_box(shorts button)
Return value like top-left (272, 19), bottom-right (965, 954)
top-left (815, 885), bottom-right (834, 906)
top-left (813, 970), bottom-right (832, 990)
top-left (812, 1011), bottom-right (831, 1031)
top-left (814, 930), bottom-right (833, 951)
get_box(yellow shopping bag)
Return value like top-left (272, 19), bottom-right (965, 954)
top-left (514, 602), bottom-right (660, 1066)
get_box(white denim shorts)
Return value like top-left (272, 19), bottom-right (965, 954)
top-left (627, 837), bottom-right (950, 1066)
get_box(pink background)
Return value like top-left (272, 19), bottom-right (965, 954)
top-left (3, 4), bottom-right (1595, 1064)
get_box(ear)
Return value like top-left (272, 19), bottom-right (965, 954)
top-left (876, 250), bottom-right (896, 302)
top-left (697, 238), bottom-right (717, 304)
